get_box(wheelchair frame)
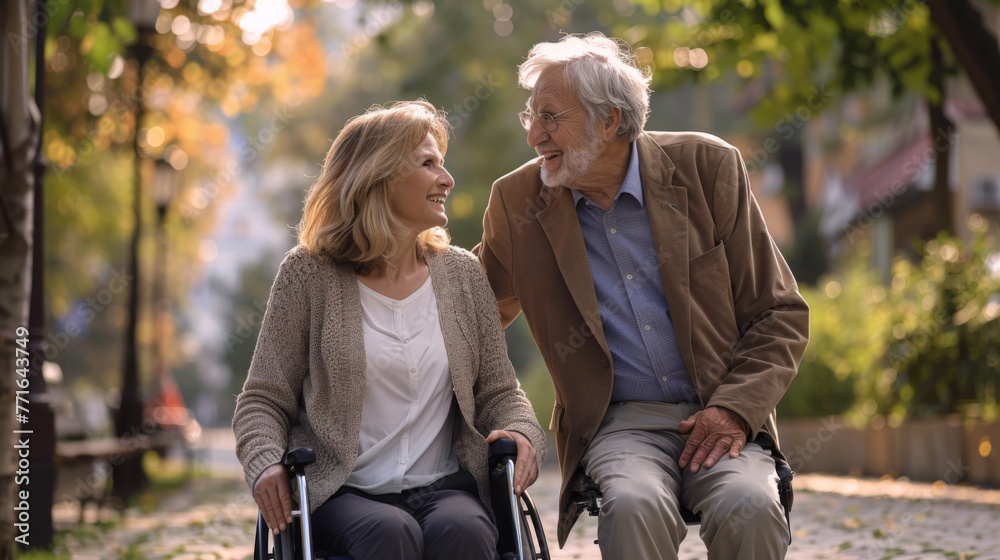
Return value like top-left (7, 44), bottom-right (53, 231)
top-left (252, 439), bottom-right (550, 560)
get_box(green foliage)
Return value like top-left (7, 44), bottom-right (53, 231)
top-left (12, 550), bottom-right (70, 560)
top-left (784, 226), bottom-right (1000, 422)
top-left (882, 226), bottom-right (1000, 420)
top-left (628, 0), bottom-right (996, 127)
top-left (783, 209), bottom-right (830, 287)
top-left (782, 248), bottom-right (893, 421)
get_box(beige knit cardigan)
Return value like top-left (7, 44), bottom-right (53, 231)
top-left (233, 244), bottom-right (546, 512)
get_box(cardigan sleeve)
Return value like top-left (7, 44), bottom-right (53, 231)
top-left (462, 252), bottom-right (547, 466)
top-left (233, 248), bottom-right (313, 490)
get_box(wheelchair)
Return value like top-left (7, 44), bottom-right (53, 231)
top-left (252, 438), bottom-right (550, 560)
top-left (568, 433), bottom-right (795, 543)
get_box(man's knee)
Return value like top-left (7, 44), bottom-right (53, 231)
top-left (597, 481), bottom-right (688, 551)
top-left (712, 484), bottom-right (785, 537)
top-left (602, 483), bottom-right (673, 520)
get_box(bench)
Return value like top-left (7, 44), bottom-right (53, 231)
top-left (54, 428), bottom-right (186, 522)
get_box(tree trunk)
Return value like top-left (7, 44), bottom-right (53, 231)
top-left (929, 37), bottom-right (955, 236)
top-left (1, 0), bottom-right (41, 555)
top-left (927, 0), bottom-right (1000, 137)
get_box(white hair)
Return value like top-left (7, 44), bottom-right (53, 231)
top-left (518, 32), bottom-right (651, 142)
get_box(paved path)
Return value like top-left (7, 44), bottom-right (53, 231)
top-left (52, 431), bottom-right (1000, 559)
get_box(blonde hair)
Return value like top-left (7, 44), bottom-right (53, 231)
top-left (298, 100), bottom-right (451, 271)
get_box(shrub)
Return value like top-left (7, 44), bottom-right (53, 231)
top-left (780, 247), bottom-right (892, 423)
top-left (782, 221), bottom-right (999, 424)
top-left (882, 227), bottom-right (1000, 420)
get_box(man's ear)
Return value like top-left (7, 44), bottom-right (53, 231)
top-left (601, 107), bottom-right (622, 142)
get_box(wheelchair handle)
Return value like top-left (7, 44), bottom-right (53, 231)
top-left (488, 438), bottom-right (518, 467)
top-left (277, 447), bottom-right (315, 560)
top-left (283, 447), bottom-right (316, 472)
top-left (488, 438), bottom-right (525, 559)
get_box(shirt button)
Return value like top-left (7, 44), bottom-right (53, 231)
top-left (403, 338), bottom-right (410, 343)
top-left (412, 401), bottom-right (418, 407)
top-left (662, 376), bottom-right (668, 382)
top-left (644, 325), bottom-right (651, 331)
top-left (610, 228), bottom-right (617, 234)
top-left (410, 367), bottom-right (417, 373)
top-left (626, 274), bottom-right (633, 280)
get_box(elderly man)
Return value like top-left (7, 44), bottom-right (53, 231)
top-left (476, 33), bottom-right (809, 559)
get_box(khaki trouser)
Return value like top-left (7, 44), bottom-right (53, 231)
top-left (581, 402), bottom-right (789, 560)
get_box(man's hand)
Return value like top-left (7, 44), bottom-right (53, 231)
top-left (253, 464), bottom-right (294, 535)
top-left (677, 406), bottom-right (749, 473)
top-left (486, 430), bottom-right (538, 495)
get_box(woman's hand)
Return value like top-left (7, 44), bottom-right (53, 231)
top-left (253, 464), bottom-right (294, 535)
top-left (486, 430), bottom-right (538, 495)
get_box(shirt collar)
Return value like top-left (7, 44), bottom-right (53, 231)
top-left (572, 141), bottom-right (643, 208)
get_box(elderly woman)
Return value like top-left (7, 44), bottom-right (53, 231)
top-left (234, 100), bottom-right (546, 559)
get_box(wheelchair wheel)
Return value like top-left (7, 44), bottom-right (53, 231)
top-left (514, 490), bottom-right (550, 560)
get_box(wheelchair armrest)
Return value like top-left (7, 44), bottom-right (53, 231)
top-left (774, 455), bottom-right (794, 514)
top-left (488, 438), bottom-right (518, 470)
top-left (283, 447), bottom-right (316, 473)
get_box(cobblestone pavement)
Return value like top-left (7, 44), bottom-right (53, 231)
top-left (50, 432), bottom-right (1000, 560)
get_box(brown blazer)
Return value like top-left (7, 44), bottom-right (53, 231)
top-left (476, 131), bottom-right (809, 545)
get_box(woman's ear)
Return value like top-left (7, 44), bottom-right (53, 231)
top-left (601, 107), bottom-right (623, 142)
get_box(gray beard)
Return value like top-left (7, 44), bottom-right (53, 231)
top-left (540, 136), bottom-right (601, 188)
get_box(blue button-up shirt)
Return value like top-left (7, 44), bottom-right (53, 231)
top-left (573, 143), bottom-right (697, 403)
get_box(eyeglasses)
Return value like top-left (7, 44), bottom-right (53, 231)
top-left (517, 105), bottom-right (581, 132)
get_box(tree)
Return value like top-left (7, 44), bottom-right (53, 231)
top-left (31, 0), bottom-right (335, 512)
top-left (607, 0), bottom-right (1000, 236)
top-left (1, 0), bottom-right (41, 554)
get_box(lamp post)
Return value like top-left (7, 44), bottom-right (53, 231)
top-left (23, 0), bottom-right (57, 549)
top-left (151, 158), bottom-right (177, 398)
top-left (113, 0), bottom-right (159, 504)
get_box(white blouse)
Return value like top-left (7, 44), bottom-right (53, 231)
top-left (343, 275), bottom-right (459, 494)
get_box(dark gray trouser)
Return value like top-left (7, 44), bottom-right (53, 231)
top-left (311, 475), bottom-right (498, 560)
